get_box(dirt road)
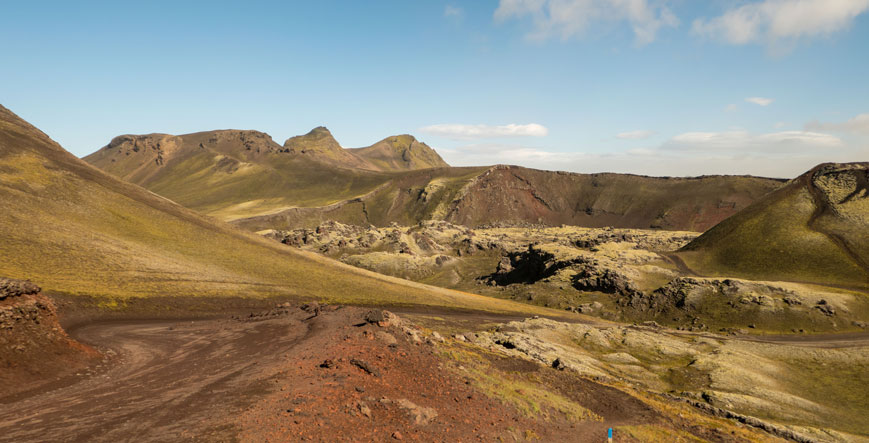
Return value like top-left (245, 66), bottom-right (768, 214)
top-left (0, 313), bottom-right (310, 442)
top-left (2, 303), bottom-right (867, 442)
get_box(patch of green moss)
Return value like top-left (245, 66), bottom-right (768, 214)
top-left (440, 345), bottom-right (599, 422)
top-left (616, 424), bottom-right (706, 442)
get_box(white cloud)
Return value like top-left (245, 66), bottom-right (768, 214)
top-left (440, 143), bottom-right (569, 167)
top-left (745, 97), bottom-right (774, 106)
top-left (494, 0), bottom-right (679, 46)
top-left (662, 130), bottom-right (843, 154)
top-left (439, 139), bottom-right (862, 178)
top-left (444, 5), bottom-right (464, 19)
top-left (725, 104), bottom-right (739, 112)
top-left (616, 130), bottom-right (655, 140)
top-left (805, 113), bottom-right (869, 135)
top-left (437, 127), bottom-right (864, 178)
top-left (420, 123), bottom-right (549, 140)
top-left (693, 0), bottom-right (869, 46)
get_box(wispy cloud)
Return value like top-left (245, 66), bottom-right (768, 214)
top-left (444, 5), bottom-right (464, 20)
top-left (806, 113), bottom-right (869, 135)
top-left (745, 97), bottom-right (774, 106)
top-left (420, 123), bottom-right (549, 140)
top-left (663, 130), bottom-right (843, 152)
top-left (693, 0), bottom-right (869, 48)
top-left (616, 130), bottom-right (655, 140)
top-left (494, 0), bottom-right (679, 46)
top-left (438, 128), bottom-right (861, 178)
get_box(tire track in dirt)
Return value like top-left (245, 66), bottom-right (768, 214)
top-left (0, 315), bottom-right (309, 442)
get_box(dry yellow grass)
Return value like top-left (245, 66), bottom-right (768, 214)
top-left (0, 105), bottom-right (573, 318)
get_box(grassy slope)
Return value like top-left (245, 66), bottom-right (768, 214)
top-left (0, 104), bottom-right (571, 316)
top-left (231, 166), bottom-right (490, 231)
top-left (86, 131), bottom-right (392, 221)
top-left (85, 130), bottom-right (783, 232)
top-left (85, 128), bottom-right (781, 231)
top-left (231, 165), bottom-right (783, 232)
top-left (679, 168), bottom-right (869, 288)
top-left (149, 153), bottom-right (389, 221)
top-left (349, 134), bottom-right (449, 172)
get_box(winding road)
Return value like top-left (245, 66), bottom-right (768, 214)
top-left (0, 315), bottom-right (311, 442)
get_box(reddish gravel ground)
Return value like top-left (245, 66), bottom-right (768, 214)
top-left (0, 302), bottom-right (774, 442)
top-left (239, 305), bottom-right (564, 442)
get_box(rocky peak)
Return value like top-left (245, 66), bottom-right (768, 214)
top-left (201, 130), bottom-right (281, 154)
top-left (102, 133), bottom-right (183, 166)
top-left (309, 126), bottom-right (332, 136)
top-left (283, 126), bottom-right (343, 155)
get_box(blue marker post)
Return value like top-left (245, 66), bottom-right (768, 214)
top-left (608, 427), bottom-right (613, 442)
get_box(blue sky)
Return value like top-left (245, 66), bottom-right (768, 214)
top-left (1, 0), bottom-right (867, 177)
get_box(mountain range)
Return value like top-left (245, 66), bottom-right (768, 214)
top-left (84, 127), bottom-right (784, 232)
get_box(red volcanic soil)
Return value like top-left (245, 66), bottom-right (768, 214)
top-left (0, 279), bottom-right (100, 400)
top-left (445, 166), bottom-right (782, 232)
top-left (238, 306), bottom-right (610, 442)
top-left (0, 303), bottom-right (756, 442)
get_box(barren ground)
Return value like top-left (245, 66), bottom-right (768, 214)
top-left (0, 302), bottom-right (811, 442)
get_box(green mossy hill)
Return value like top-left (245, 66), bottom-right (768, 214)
top-left (84, 126), bottom-right (453, 221)
top-left (85, 128), bottom-right (393, 221)
top-left (283, 126), bottom-right (377, 170)
top-left (349, 134), bottom-right (449, 172)
top-left (0, 104), bottom-right (569, 316)
top-left (679, 162), bottom-right (869, 288)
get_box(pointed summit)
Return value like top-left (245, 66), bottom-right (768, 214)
top-left (283, 126), bottom-right (376, 170)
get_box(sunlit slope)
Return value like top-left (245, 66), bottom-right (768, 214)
top-left (439, 166), bottom-right (784, 231)
top-left (349, 134), bottom-right (449, 171)
top-left (0, 104), bottom-right (572, 315)
top-left (679, 163), bottom-right (869, 288)
top-left (233, 165), bottom-right (784, 232)
top-left (231, 166), bottom-right (489, 230)
top-left (86, 128), bottom-right (782, 232)
top-left (84, 130), bottom-right (392, 221)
